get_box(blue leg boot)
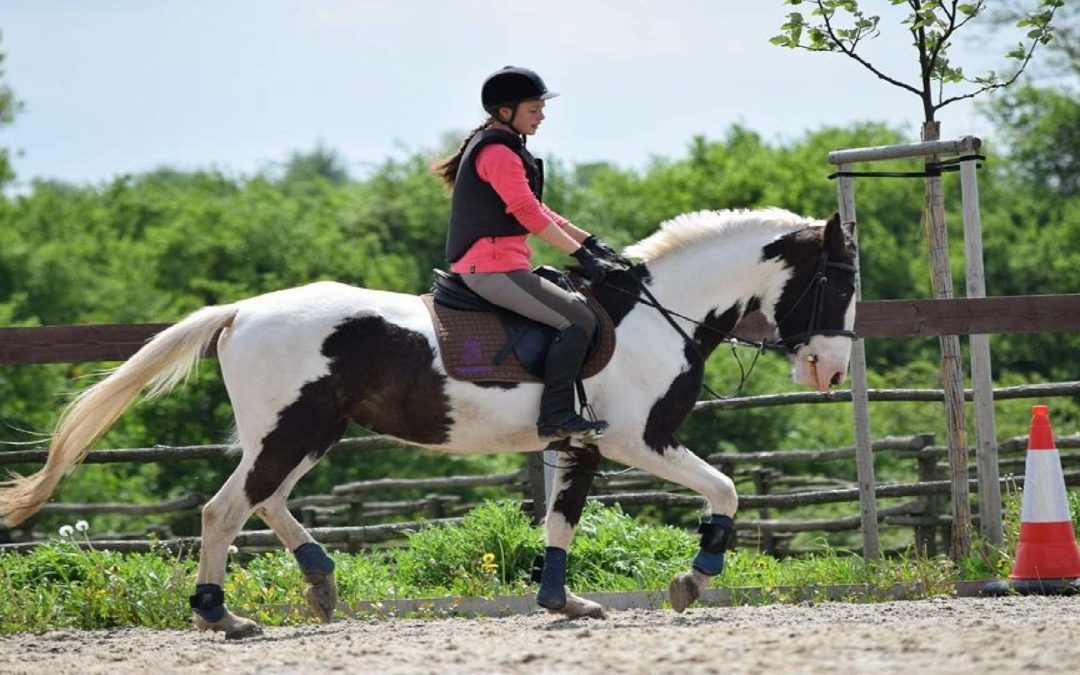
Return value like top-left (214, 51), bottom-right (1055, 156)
top-left (190, 582), bottom-right (263, 639)
top-left (535, 547), bottom-right (568, 610)
top-left (294, 542), bottom-right (338, 622)
top-left (190, 583), bottom-right (225, 624)
top-left (670, 514), bottom-right (734, 613)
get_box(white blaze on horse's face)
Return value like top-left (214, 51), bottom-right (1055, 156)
top-left (790, 293), bottom-right (856, 392)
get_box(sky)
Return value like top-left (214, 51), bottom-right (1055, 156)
top-left (0, 0), bottom-right (1041, 188)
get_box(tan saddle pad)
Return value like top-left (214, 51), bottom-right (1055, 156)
top-left (422, 287), bottom-right (616, 383)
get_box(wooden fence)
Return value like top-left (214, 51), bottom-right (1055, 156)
top-left (4, 295), bottom-right (1080, 365)
top-left (3, 312), bottom-right (1080, 556)
top-left (4, 408), bottom-right (1078, 556)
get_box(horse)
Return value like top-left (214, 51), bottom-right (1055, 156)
top-left (0, 207), bottom-right (857, 638)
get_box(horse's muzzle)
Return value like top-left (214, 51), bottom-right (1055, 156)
top-left (791, 336), bottom-right (851, 392)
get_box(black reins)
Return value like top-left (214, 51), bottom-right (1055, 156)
top-left (594, 271), bottom-right (768, 401)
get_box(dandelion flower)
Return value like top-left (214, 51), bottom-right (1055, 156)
top-left (75, 520), bottom-right (89, 532)
top-left (58, 525), bottom-right (74, 538)
top-left (228, 545), bottom-right (239, 554)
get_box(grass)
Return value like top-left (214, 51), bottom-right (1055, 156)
top-left (0, 499), bottom-right (1036, 633)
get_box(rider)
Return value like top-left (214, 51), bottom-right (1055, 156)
top-left (433, 65), bottom-right (625, 441)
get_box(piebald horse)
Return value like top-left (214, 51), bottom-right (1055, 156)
top-left (0, 207), bottom-right (857, 638)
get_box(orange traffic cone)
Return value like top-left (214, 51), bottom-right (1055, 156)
top-left (986, 405), bottom-right (1080, 595)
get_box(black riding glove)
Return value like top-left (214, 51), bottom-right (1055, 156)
top-left (572, 246), bottom-right (624, 284)
top-left (583, 235), bottom-right (631, 266)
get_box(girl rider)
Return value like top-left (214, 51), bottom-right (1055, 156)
top-left (433, 66), bottom-right (625, 441)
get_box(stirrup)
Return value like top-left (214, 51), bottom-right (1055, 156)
top-left (538, 416), bottom-right (609, 443)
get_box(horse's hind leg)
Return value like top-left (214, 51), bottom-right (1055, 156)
top-left (255, 454), bottom-right (340, 623)
top-left (191, 460), bottom-right (264, 639)
top-left (192, 397), bottom-right (346, 638)
top-left (537, 442), bottom-right (606, 619)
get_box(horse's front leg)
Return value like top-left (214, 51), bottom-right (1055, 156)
top-left (615, 442), bottom-right (737, 613)
top-left (536, 442), bottom-right (606, 619)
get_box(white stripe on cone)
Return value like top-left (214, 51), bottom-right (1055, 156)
top-left (1021, 449), bottom-right (1072, 523)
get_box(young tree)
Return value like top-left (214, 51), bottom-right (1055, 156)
top-left (772, 0), bottom-right (1062, 558)
top-left (772, 1), bottom-right (1062, 135)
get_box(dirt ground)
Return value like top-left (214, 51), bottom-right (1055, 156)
top-left (2, 595), bottom-right (1079, 674)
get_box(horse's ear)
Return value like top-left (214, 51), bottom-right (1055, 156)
top-left (824, 212), bottom-right (847, 255)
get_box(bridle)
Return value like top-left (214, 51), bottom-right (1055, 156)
top-left (593, 244), bottom-right (857, 398)
top-left (771, 249), bottom-right (858, 354)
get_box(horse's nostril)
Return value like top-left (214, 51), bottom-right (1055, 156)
top-left (830, 372), bottom-right (842, 387)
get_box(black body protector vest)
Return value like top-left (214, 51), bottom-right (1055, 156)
top-left (445, 128), bottom-right (545, 263)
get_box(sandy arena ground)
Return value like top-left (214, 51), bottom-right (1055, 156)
top-left (1, 595), bottom-right (1078, 674)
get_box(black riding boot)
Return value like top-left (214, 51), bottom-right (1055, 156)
top-left (537, 325), bottom-right (609, 441)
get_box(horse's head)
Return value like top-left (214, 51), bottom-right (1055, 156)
top-left (764, 213), bottom-right (857, 392)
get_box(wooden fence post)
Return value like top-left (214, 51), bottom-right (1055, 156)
top-left (915, 453), bottom-right (940, 557)
top-left (960, 151), bottom-right (1003, 547)
top-left (836, 165), bottom-right (881, 562)
top-left (922, 121), bottom-right (972, 560)
top-left (751, 468), bottom-right (775, 555)
top-left (348, 498), bottom-right (364, 530)
top-left (719, 458), bottom-right (739, 550)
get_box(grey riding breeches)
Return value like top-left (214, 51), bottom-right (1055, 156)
top-left (459, 270), bottom-right (597, 337)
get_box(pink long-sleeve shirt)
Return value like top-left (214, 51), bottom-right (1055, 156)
top-left (450, 143), bottom-right (570, 274)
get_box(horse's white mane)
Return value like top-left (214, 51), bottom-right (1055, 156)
top-left (625, 207), bottom-right (817, 262)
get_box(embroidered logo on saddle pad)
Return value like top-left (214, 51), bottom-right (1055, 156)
top-left (422, 286), bottom-right (616, 383)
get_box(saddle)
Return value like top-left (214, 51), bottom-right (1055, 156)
top-left (422, 267), bottom-right (616, 383)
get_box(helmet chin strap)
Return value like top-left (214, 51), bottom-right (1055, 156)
top-left (495, 104), bottom-right (526, 145)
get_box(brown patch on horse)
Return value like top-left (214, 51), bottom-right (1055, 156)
top-left (244, 315), bottom-right (453, 505)
top-left (551, 443), bottom-right (601, 527)
top-left (244, 380), bottom-right (348, 505)
top-left (326, 316), bottom-right (454, 443)
top-left (423, 283), bottom-right (616, 383)
top-left (642, 302), bottom-right (743, 454)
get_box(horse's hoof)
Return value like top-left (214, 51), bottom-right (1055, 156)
top-left (223, 617), bottom-right (264, 640)
top-left (304, 573), bottom-right (338, 623)
top-left (195, 610), bottom-right (264, 640)
top-left (546, 589), bottom-right (606, 619)
top-left (536, 583), bottom-right (568, 611)
top-left (669, 571), bottom-right (700, 613)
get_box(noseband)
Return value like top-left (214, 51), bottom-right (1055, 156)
top-left (773, 250), bottom-right (857, 354)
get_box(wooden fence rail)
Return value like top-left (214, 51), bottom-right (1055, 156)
top-left (1, 434), bottom-right (943, 521)
top-left (0, 435), bottom-right (410, 466)
top-left (0, 518), bottom-right (465, 554)
top-left (3, 383), bottom-right (1077, 468)
top-left (4, 295), bottom-right (1080, 364)
top-left (11, 466), bottom-right (1079, 554)
top-left (7, 430), bottom-right (1078, 555)
top-left (3, 314), bottom-right (1077, 555)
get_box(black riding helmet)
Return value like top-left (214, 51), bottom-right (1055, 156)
top-left (481, 66), bottom-right (559, 121)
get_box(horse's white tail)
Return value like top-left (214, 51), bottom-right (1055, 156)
top-left (0, 304), bottom-right (240, 527)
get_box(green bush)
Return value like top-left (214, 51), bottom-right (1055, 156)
top-left (0, 501), bottom-right (1027, 633)
top-left (394, 500), bottom-right (542, 596)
